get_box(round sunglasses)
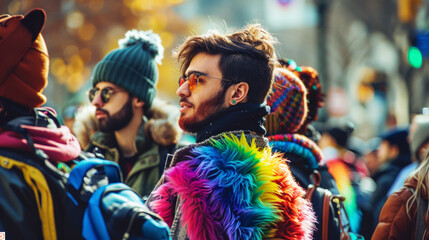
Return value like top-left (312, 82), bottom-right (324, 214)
top-left (178, 72), bottom-right (234, 91)
top-left (88, 87), bottom-right (126, 103)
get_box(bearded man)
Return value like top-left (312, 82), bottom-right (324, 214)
top-left (86, 30), bottom-right (182, 197)
top-left (146, 24), bottom-right (316, 240)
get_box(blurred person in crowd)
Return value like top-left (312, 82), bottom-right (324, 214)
top-left (318, 120), bottom-right (366, 233)
top-left (146, 24), bottom-right (316, 239)
top-left (86, 30), bottom-right (182, 197)
top-left (265, 65), bottom-right (339, 197)
top-left (353, 137), bottom-right (380, 214)
top-left (362, 137), bottom-right (382, 175)
top-left (0, 9), bottom-right (81, 239)
top-left (372, 149), bottom-right (429, 239)
top-left (387, 114), bottom-right (429, 196)
top-left (278, 58), bottom-right (325, 142)
top-left (265, 66), bottom-right (352, 239)
top-left (72, 104), bottom-right (98, 149)
top-left (361, 127), bottom-right (411, 239)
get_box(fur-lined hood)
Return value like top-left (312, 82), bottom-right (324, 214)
top-left (72, 105), bottom-right (98, 149)
top-left (144, 98), bottom-right (182, 146)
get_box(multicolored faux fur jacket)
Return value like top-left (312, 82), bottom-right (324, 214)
top-left (146, 131), bottom-right (316, 240)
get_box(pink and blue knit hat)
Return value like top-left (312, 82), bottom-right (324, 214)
top-left (265, 67), bottom-right (308, 135)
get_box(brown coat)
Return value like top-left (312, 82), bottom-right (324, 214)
top-left (372, 176), bottom-right (429, 240)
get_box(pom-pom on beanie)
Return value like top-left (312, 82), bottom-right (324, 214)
top-left (265, 67), bottom-right (308, 135)
top-left (0, 8), bottom-right (49, 108)
top-left (91, 29), bottom-right (164, 110)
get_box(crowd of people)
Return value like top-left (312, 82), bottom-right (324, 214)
top-left (1, 7), bottom-right (429, 240)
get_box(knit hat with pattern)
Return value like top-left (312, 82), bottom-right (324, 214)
top-left (265, 67), bottom-right (308, 135)
top-left (283, 59), bottom-right (324, 123)
top-left (91, 30), bottom-right (164, 111)
top-left (0, 8), bottom-right (49, 108)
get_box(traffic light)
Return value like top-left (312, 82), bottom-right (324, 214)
top-left (408, 46), bottom-right (423, 69)
top-left (408, 31), bottom-right (429, 69)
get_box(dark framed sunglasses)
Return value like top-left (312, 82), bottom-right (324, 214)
top-left (178, 72), bottom-right (234, 92)
top-left (88, 87), bottom-right (126, 103)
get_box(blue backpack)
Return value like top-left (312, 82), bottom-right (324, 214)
top-left (65, 159), bottom-right (171, 240)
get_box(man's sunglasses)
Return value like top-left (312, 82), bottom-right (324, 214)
top-left (178, 73), bottom-right (234, 91)
top-left (88, 87), bottom-right (126, 103)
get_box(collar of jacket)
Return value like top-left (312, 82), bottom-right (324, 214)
top-left (90, 116), bottom-right (152, 155)
top-left (194, 102), bottom-right (269, 143)
top-left (166, 130), bottom-right (269, 169)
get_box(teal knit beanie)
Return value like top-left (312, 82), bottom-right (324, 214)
top-left (91, 30), bottom-right (164, 110)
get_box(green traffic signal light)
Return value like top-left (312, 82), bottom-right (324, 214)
top-left (408, 46), bottom-right (423, 69)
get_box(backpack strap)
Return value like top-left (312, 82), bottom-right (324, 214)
top-left (305, 170), bottom-right (322, 201)
top-left (0, 155), bottom-right (57, 240)
top-left (322, 189), bottom-right (333, 240)
top-left (305, 170), bottom-right (332, 240)
top-left (333, 195), bottom-right (353, 240)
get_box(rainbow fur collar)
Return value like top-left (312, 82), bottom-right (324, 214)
top-left (151, 133), bottom-right (315, 240)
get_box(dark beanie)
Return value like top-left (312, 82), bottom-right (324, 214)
top-left (382, 128), bottom-right (410, 155)
top-left (91, 30), bottom-right (163, 110)
top-left (323, 121), bottom-right (354, 148)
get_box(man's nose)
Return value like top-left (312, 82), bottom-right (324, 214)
top-left (91, 91), bottom-right (104, 107)
top-left (176, 81), bottom-right (191, 98)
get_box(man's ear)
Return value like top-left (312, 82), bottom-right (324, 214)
top-left (227, 82), bottom-right (249, 105)
top-left (133, 97), bottom-right (145, 108)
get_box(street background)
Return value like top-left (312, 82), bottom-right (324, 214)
top-left (1, 0), bottom-right (427, 140)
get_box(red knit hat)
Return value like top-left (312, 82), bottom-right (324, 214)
top-left (0, 8), bottom-right (49, 108)
top-left (265, 67), bottom-right (308, 135)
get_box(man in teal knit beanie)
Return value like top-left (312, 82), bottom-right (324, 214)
top-left (91, 29), bottom-right (163, 111)
top-left (86, 30), bottom-right (182, 198)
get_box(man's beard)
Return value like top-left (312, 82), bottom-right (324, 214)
top-left (98, 98), bottom-right (134, 132)
top-left (179, 88), bottom-right (227, 133)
